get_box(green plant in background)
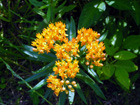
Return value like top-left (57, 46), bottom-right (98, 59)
top-left (0, 0), bottom-right (140, 104)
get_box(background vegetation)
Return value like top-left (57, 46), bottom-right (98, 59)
top-left (0, 0), bottom-right (140, 105)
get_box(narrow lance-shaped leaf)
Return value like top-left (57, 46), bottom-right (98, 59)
top-left (59, 92), bottom-right (67, 105)
top-left (68, 90), bottom-right (75, 105)
top-left (80, 63), bottom-right (103, 84)
top-left (29, 79), bottom-right (47, 92)
top-left (76, 70), bottom-right (106, 100)
top-left (32, 60), bottom-right (55, 74)
top-left (75, 83), bottom-right (87, 104)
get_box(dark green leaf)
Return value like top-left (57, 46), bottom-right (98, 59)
top-left (22, 44), bottom-right (56, 62)
top-left (32, 61), bottom-right (55, 74)
top-left (59, 92), bottom-right (66, 105)
top-left (130, 0), bottom-right (140, 25)
top-left (41, 88), bottom-right (53, 103)
top-left (68, 16), bottom-right (76, 41)
top-left (105, 0), bottom-right (132, 10)
top-left (29, 79), bottom-right (47, 92)
top-left (80, 63), bottom-right (103, 84)
top-left (19, 69), bottom-right (53, 84)
top-left (78, 1), bottom-right (106, 29)
top-left (57, 5), bottom-right (76, 18)
top-left (99, 31), bottom-right (108, 42)
top-left (75, 83), bottom-right (87, 104)
top-left (115, 67), bottom-right (130, 90)
top-left (68, 90), bottom-right (75, 105)
top-left (76, 73), bottom-right (106, 100)
top-left (30, 92), bottom-right (39, 105)
top-left (114, 51), bottom-right (137, 60)
top-left (29, 0), bottom-right (44, 7)
top-left (114, 60), bottom-right (138, 72)
top-left (102, 64), bottom-right (115, 79)
top-left (123, 35), bottom-right (140, 49)
top-left (104, 39), bottom-right (119, 56)
top-left (33, 8), bottom-right (45, 17)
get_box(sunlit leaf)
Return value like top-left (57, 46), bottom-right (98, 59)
top-left (114, 51), bottom-right (137, 60)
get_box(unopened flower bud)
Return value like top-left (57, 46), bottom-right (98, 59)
top-left (72, 81), bottom-right (76, 85)
top-left (85, 61), bottom-right (89, 66)
top-left (65, 80), bottom-right (70, 85)
top-left (71, 89), bottom-right (75, 92)
top-left (68, 85), bottom-right (72, 89)
top-left (73, 84), bottom-right (77, 87)
top-left (90, 65), bottom-right (93, 69)
top-left (32, 48), bottom-right (37, 52)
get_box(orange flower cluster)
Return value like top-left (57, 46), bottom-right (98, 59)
top-left (77, 28), bottom-right (106, 67)
top-left (31, 21), bottom-right (106, 96)
top-left (31, 21), bottom-right (67, 53)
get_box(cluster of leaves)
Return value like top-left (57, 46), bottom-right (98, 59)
top-left (0, 0), bottom-right (140, 105)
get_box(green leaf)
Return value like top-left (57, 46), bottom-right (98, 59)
top-left (0, 58), bottom-right (52, 105)
top-left (114, 51), bottom-right (137, 60)
top-left (22, 44), bottom-right (56, 62)
top-left (57, 5), bottom-right (76, 19)
top-left (67, 16), bottom-right (76, 41)
top-left (19, 69), bottom-right (53, 84)
top-left (104, 39), bottom-right (119, 56)
top-left (33, 61), bottom-right (55, 74)
top-left (59, 92), bottom-right (66, 105)
top-left (102, 64), bottom-right (115, 79)
top-left (76, 73), bottom-right (106, 100)
top-left (99, 31), bottom-right (108, 42)
top-left (105, 0), bottom-right (132, 10)
top-left (75, 83), bottom-right (87, 105)
top-left (68, 90), bottom-right (75, 105)
top-left (30, 92), bottom-right (40, 105)
top-left (115, 67), bottom-right (130, 90)
top-left (123, 35), bottom-right (140, 49)
top-left (114, 60), bottom-right (138, 72)
top-left (29, 79), bottom-right (47, 92)
top-left (29, 0), bottom-right (44, 7)
top-left (80, 63), bottom-right (103, 84)
top-left (33, 8), bottom-right (45, 17)
top-left (111, 31), bottom-right (123, 48)
top-left (41, 88), bottom-right (53, 103)
top-left (78, 1), bottom-right (106, 29)
top-left (130, 0), bottom-right (140, 25)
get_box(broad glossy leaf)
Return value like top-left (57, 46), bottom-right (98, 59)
top-left (105, 0), bottom-right (132, 10)
top-left (123, 35), bottom-right (140, 49)
top-left (104, 39), bottom-right (119, 56)
top-left (114, 51), bottom-right (137, 60)
top-left (75, 83), bottom-right (87, 104)
top-left (22, 44), bottom-right (56, 62)
top-left (99, 31), bottom-right (108, 42)
top-left (68, 90), bottom-right (75, 105)
top-left (78, 1), bottom-right (106, 29)
top-left (114, 60), bottom-right (138, 72)
top-left (76, 73), bottom-right (106, 100)
top-left (59, 92), bottom-right (66, 105)
top-left (102, 64), bottom-right (115, 79)
top-left (130, 0), bottom-right (140, 25)
top-left (115, 67), bottom-right (130, 90)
